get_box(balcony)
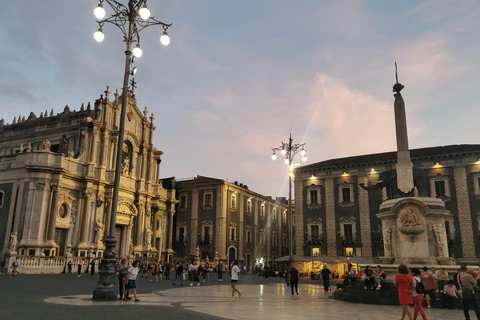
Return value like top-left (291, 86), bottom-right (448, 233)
top-left (340, 235), bottom-right (357, 245)
top-left (305, 234), bottom-right (324, 244)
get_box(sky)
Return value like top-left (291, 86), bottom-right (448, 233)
top-left (1, 1), bottom-right (479, 199)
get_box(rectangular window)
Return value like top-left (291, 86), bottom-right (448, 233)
top-left (435, 180), bottom-right (446, 197)
top-left (0, 191), bottom-right (4, 207)
top-left (178, 227), bottom-right (185, 242)
top-left (310, 190), bottom-right (318, 204)
top-left (344, 224), bottom-right (353, 237)
top-left (204, 193), bottom-right (212, 207)
top-left (261, 204), bottom-right (265, 217)
top-left (273, 208), bottom-right (277, 221)
top-left (231, 195), bottom-right (236, 209)
top-left (260, 233), bottom-right (265, 244)
top-left (341, 188), bottom-right (351, 203)
top-left (179, 195), bottom-right (187, 208)
top-left (247, 230), bottom-right (251, 243)
top-left (230, 228), bottom-right (236, 241)
top-left (311, 225), bottom-right (319, 236)
top-left (247, 200), bottom-right (252, 213)
top-left (204, 226), bottom-right (210, 241)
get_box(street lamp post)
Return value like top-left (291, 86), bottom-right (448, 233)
top-left (271, 134), bottom-right (307, 268)
top-left (91, 0), bottom-right (171, 300)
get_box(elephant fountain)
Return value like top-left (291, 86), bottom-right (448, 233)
top-left (359, 167), bottom-right (428, 198)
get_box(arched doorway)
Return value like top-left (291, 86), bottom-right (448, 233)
top-left (228, 247), bottom-right (236, 267)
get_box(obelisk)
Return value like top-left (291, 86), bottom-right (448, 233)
top-left (393, 63), bottom-right (414, 194)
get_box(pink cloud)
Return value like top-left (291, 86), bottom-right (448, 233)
top-left (304, 74), bottom-right (398, 160)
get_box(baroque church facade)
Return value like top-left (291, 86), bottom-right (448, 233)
top-left (294, 144), bottom-right (480, 264)
top-left (0, 87), bottom-right (176, 272)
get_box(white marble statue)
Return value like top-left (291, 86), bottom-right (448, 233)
top-left (432, 223), bottom-right (444, 244)
top-left (9, 232), bottom-right (18, 253)
top-left (145, 228), bottom-right (153, 246)
top-left (94, 220), bottom-right (105, 244)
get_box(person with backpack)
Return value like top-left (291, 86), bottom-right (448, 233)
top-left (411, 268), bottom-right (427, 320)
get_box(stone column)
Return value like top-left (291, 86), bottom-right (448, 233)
top-left (167, 209), bottom-right (175, 253)
top-left (151, 206), bottom-right (158, 252)
top-left (454, 167), bottom-right (476, 258)
top-left (78, 190), bottom-right (92, 247)
top-left (135, 202), bottom-right (145, 249)
top-left (45, 183), bottom-right (60, 243)
top-left (358, 175), bottom-right (372, 257)
top-left (215, 185), bottom-right (227, 260)
top-left (325, 178), bottom-right (336, 256)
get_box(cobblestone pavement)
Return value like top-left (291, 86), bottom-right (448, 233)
top-left (1, 272), bottom-right (463, 320)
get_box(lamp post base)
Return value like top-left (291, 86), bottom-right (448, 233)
top-left (93, 236), bottom-right (118, 300)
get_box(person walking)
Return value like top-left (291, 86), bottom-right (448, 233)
top-left (217, 261), bottom-right (224, 281)
top-left (411, 268), bottom-right (427, 320)
top-left (123, 260), bottom-right (140, 302)
top-left (421, 266), bottom-right (437, 308)
top-left (150, 260), bottom-right (159, 282)
top-left (90, 259), bottom-right (96, 277)
top-left (158, 261), bottom-right (164, 282)
top-left (394, 264), bottom-right (413, 320)
top-left (77, 260), bottom-right (83, 277)
top-left (67, 260), bottom-right (72, 274)
top-left (140, 260), bottom-right (148, 278)
top-left (173, 262), bottom-right (183, 286)
top-left (320, 264), bottom-right (331, 292)
top-left (459, 264), bottom-right (480, 320)
top-left (230, 260), bottom-right (242, 298)
top-left (165, 262), bottom-right (171, 280)
top-left (289, 265), bottom-right (299, 295)
top-left (12, 257), bottom-right (20, 275)
top-left (116, 257), bottom-right (130, 299)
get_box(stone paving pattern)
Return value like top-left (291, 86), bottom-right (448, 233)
top-left (0, 272), bottom-right (464, 319)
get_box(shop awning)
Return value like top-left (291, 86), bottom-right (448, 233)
top-left (339, 257), bottom-right (376, 264)
top-left (274, 255), bottom-right (341, 263)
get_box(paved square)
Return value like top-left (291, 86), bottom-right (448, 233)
top-left (1, 273), bottom-right (463, 319)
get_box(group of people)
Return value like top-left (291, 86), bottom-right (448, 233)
top-left (394, 264), bottom-right (480, 320)
top-left (66, 259), bottom-right (98, 278)
top-left (363, 265), bottom-right (387, 290)
top-left (172, 261), bottom-right (222, 286)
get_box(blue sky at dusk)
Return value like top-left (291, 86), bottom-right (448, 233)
top-left (1, 1), bottom-right (479, 198)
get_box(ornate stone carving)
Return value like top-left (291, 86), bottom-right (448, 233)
top-left (96, 194), bottom-right (104, 207)
top-left (42, 139), bottom-right (51, 151)
top-left (35, 180), bottom-right (47, 190)
top-left (398, 206), bottom-right (425, 241)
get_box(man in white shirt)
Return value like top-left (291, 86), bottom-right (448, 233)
top-left (230, 260), bottom-right (242, 298)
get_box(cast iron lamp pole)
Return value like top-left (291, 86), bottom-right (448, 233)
top-left (271, 134), bottom-right (307, 268)
top-left (91, 0), bottom-right (171, 300)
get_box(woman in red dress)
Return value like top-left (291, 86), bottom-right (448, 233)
top-left (394, 264), bottom-right (414, 320)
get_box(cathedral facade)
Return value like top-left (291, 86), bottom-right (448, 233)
top-left (0, 87), bottom-right (176, 272)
